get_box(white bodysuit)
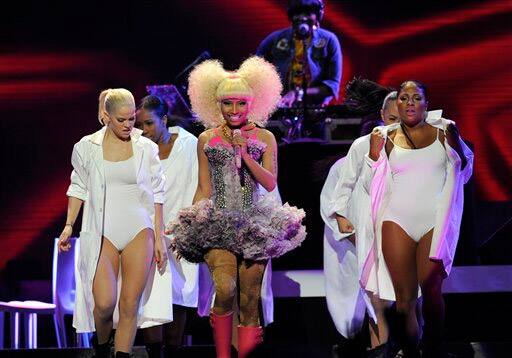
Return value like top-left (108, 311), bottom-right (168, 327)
top-left (382, 129), bottom-right (447, 242)
top-left (103, 157), bottom-right (153, 250)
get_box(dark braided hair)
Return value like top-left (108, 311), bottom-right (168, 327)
top-left (343, 78), bottom-right (395, 135)
top-left (344, 78), bottom-right (395, 116)
top-left (138, 95), bottom-right (169, 119)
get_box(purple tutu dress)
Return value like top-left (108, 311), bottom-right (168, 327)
top-left (168, 129), bottom-right (306, 263)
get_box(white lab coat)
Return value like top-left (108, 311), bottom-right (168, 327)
top-left (196, 187), bottom-right (279, 327)
top-left (361, 110), bottom-right (474, 300)
top-left (139, 126), bottom-right (200, 329)
top-left (320, 138), bottom-right (376, 339)
top-left (67, 126), bottom-right (168, 333)
top-left (165, 127), bottom-right (200, 308)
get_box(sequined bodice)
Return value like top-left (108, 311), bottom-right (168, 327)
top-left (204, 136), bottom-right (267, 211)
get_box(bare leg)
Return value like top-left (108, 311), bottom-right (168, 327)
top-left (382, 221), bottom-right (420, 354)
top-left (116, 228), bottom-right (155, 353)
top-left (238, 260), bottom-right (266, 327)
top-left (92, 238), bottom-right (120, 344)
top-left (368, 293), bottom-right (391, 348)
top-left (163, 304), bottom-right (188, 346)
top-left (204, 249), bottom-right (238, 314)
top-left (143, 324), bottom-right (163, 344)
top-left (417, 229), bottom-right (445, 356)
top-left (143, 324), bottom-right (163, 358)
top-left (204, 249), bottom-right (238, 357)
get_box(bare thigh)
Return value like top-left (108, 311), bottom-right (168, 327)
top-left (382, 221), bottom-right (418, 304)
top-left (204, 249), bottom-right (238, 291)
top-left (93, 237), bottom-right (120, 310)
top-left (119, 228), bottom-right (155, 307)
top-left (238, 260), bottom-right (265, 304)
top-left (416, 229), bottom-right (445, 294)
top-left (204, 249), bottom-right (238, 313)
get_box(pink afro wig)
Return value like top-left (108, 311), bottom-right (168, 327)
top-left (187, 56), bottom-right (282, 128)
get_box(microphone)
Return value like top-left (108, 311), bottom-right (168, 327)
top-left (233, 129), bottom-right (242, 169)
top-left (296, 23), bottom-right (310, 37)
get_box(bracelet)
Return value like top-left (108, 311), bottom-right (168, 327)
top-left (65, 223), bottom-right (73, 227)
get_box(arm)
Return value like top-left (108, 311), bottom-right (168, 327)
top-left (369, 128), bottom-right (385, 162)
top-left (240, 129), bottom-right (278, 192)
top-left (148, 142), bottom-right (167, 270)
top-left (280, 84), bottom-right (334, 107)
top-left (319, 34), bottom-right (342, 101)
top-left (446, 123), bottom-right (468, 170)
top-left (330, 140), bottom-right (366, 233)
top-left (59, 143), bottom-right (88, 252)
top-left (186, 139), bottom-right (200, 205)
top-left (58, 197), bottom-right (83, 252)
top-left (256, 33), bottom-right (275, 61)
top-left (307, 85), bottom-right (335, 103)
top-left (193, 132), bottom-right (212, 204)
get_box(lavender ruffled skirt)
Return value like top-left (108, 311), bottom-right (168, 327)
top-left (168, 197), bottom-right (306, 263)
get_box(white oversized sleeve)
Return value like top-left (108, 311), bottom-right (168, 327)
top-left (149, 142), bottom-right (166, 204)
top-left (66, 142), bottom-right (88, 201)
top-left (329, 139), bottom-right (366, 218)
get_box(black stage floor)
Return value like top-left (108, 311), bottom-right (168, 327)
top-left (0, 341), bottom-right (508, 357)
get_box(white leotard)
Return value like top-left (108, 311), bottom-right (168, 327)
top-left (382, 129), bottom-right (447, 242)
top-left (103, 157), bottom-right (152, 250)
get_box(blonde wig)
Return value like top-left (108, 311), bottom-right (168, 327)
top-left (98, 88), bottom-right (135, 124)
top-left (187, 56), bottom-right (282, 128)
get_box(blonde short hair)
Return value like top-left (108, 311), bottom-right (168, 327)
top-left (98, 88), bottom-right (135, 124)
top-left (187, 56), bottom-right (282, 128)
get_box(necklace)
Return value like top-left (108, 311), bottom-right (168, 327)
top-left (399, 121), bottom-right (423, 149)
top-left (221, 124), bottom-right (234, 143)
top-left (221, 122), bottom-right (256, 143)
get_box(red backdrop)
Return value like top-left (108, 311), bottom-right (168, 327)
top-left (0, 0), bottom-right (510, 271)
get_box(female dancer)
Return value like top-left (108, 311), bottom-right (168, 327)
top-left (135, 95), bottom-right (200, 357)
top-left (321, 80), bottom-right (398, 357)
top-left (168, 57), bottom-right (306, 358)
top-left (364, 80), bottom-right (473, 357)
top-left (58, 88), bottom-right (167, 357)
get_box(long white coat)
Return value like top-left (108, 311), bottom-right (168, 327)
top-left (361, 110), bottom-right (474, 300)
top-left (320, 137), bottom-right (376, 339)
top-left (67, 126), bottom-right (168, 333)
top-left (139, 126), bottom-right (200, 329)
top-left (164, 127), bottom-right (200, 308)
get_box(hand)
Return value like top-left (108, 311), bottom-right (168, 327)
top-left (336, 215), bottom-right (355, 234)
top-left (173, 247), bottom-right (183, 262)
top-left (279, 90), bottom-right (297, 108)
top-left (232, 130), bottom-right (249, 157)
top-left (369, 128), bottom-right (385, 161)
top-left (446, 123), bottom-right (467, 167)
top-left (58, 225), bottom-right (73, 253)
top-left (154, 232), bottom-right (167, 272)
top-left (447, 122), bottom-right (460, 138)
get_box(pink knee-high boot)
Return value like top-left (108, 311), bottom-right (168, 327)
top-left (210, 311), bottom-right (234, 358)
top-left (237, 325), bottom-right (263, 358)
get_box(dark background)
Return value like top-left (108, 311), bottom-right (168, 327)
top-left (0, 0), bottom-right (511, 294)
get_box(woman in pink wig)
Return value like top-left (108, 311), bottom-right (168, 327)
top-left (167, 57), bottom-right (306, 358)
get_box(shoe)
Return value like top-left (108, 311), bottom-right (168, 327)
top-left (237, 325), bottom-right (263, 358)
top-left (210, 311), bottom-right (234, 358)
top-left (163, 345), bottom-right (179, 357)
top-left (145, 342), bottom-right (163, 358)
top-left (92, 332), bottom-right (113, 358)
